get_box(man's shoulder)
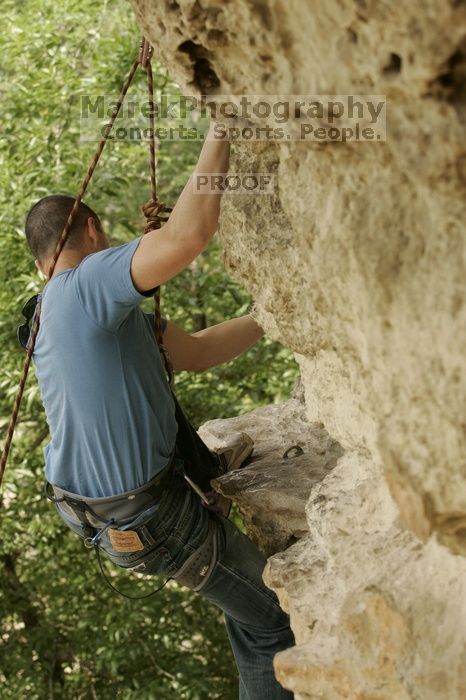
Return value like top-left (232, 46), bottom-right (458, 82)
top-left (82, 237), bottom-right (142, 265)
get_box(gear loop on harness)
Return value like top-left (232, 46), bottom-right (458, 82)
top-left (43, 480), bottom-right (65, 503)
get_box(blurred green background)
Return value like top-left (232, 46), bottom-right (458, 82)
top-left (0, 1), bottom-right (298, 697)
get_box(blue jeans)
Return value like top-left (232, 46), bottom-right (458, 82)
top-left (97, 457), bottom-right (295, 699)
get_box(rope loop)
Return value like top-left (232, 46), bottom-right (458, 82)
top-left (142, 198), bottom-right (166, 234)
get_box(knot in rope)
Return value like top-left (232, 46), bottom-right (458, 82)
top-left (142, 198), bottom-right (167, 234)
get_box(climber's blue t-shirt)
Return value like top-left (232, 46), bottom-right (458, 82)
top-left (32, 237), bottom-right (178, 498)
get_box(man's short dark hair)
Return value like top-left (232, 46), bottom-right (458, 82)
top-left (25, 194), bottom-right (102, 260)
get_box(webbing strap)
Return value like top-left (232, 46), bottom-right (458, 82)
top-left (0, 37), bottom-right (173, 488)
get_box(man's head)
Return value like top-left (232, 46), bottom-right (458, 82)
top-left (25, 194), bottom-right (109, 276)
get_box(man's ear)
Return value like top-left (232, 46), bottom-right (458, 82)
top-left (88, 215), bottom-right (109, 249)
top-left (87, 216), bottom-right (100, 245)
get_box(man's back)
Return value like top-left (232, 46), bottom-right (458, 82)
top-left (33, 237), bottom-right (178, 498)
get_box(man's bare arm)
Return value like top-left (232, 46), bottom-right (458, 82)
top-left (130, 120), bottom-right (229, 293)
top-left (163, 315), bottom-right (264, 372)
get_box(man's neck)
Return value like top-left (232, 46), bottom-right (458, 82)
top-left (45, 251), bottom-right (87, 279)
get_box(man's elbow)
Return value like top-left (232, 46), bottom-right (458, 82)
top-left (190, 334), bottom-right (213, 372)
top-left (173, 358), bottom-right (207, 373)
top-left (188, 349), bottom-right (209, 373)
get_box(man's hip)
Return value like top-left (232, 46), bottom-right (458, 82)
top-left (47, 452), bottom-right (220, 591)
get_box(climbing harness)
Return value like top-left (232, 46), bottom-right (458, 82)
top-left (45, 445), bottom-right (180, 600)
top-left (45, 443), bottom-right (220, 599)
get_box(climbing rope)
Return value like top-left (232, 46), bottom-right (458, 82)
top-left (140, 38), bottom-right (173, 358)
top-left (0, 37), bottom-right (173, 488)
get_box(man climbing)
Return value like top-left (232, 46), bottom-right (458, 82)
top-left (24, 119), bottom-right (295, 699)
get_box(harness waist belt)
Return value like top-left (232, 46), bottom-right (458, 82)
top-left (47, 444), bottom-right (178, 527)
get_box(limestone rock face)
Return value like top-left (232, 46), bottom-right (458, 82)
top-left (198, 389), bottom-right (344, 557)
top-left (132, 1), bottom-right (466, 697)
top-left (200, 396), bottom-right (466, 700)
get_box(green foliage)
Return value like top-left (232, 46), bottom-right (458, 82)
top-left (0, 0), bottom-right (299, 697)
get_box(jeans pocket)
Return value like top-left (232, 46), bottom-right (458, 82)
top-left (100, 522), bottom-right (163, 568)
top-left (132, 544), bottom-right (180, 576)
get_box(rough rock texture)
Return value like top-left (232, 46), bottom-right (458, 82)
top-left (131, 1), bottom-right (466, 698)
top-left (198, 385), bottom-right (345, 557)
top-left (200, 395), bottom-right (466, 700)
